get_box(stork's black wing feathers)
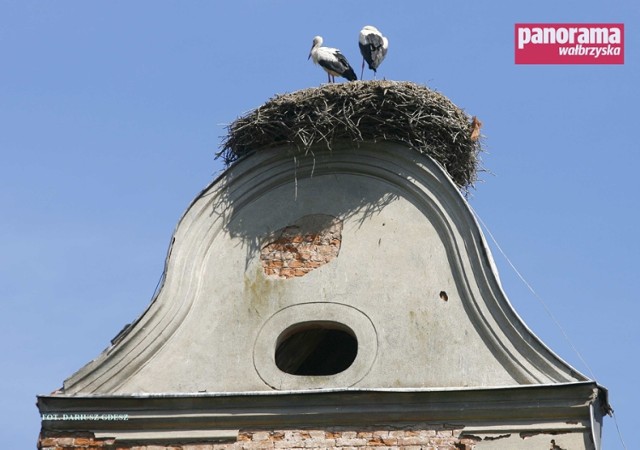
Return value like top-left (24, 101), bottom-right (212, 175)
top-left (334, 50), bottom-right (357, 81)
top-left (365, 33), bottom-right (385, 50)
top-left (359, 42), bottom-right (375, 70)
top-left (359, 34), bottom-right (386, 72)
top-left (318, 50), bottom-right (357, 81)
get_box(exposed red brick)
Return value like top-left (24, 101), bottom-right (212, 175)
top-left (260, 215), bottom-right (342, 279)
top-left (269, 432), bottom-right (285, 441)
top-left (52, 437), bottom-right (75, 446)
top-left (382, 437), bottom-right (399, 446)
top-left (73, 437), bottom-right (98, 446)
top-left (39, 437), bottom-right (58, 447)
top-left (37, 426), bottom-right (484, 449)
top-left (237, 431), bottom-right (252, 441)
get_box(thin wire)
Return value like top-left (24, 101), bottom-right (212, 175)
top-left (469, 204), bottom-right (630, 449)
top-left (468, 204), bottom-right (597, 380)
top-left (612, 410), bottom-right (628, 450)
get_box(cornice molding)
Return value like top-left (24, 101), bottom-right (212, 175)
top-left (39, 383), bottom-right (604, 443)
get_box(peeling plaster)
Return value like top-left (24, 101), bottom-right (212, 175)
top-left (484, 433), bottom-right (511, 441)
top-left (550, 438), bottom-right (568, 450)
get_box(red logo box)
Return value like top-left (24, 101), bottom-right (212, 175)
top-left (515, 23), bottom-right (624, 64)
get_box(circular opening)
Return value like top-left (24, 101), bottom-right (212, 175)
top-left (275, 321), bottom-right (358, 376)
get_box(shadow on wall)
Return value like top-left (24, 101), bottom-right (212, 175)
top-left (207, 144), bottom-right (400, 272)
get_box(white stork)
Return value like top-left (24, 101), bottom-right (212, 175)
top-left (358, 26), bottom-right (388, 79)
top-left (308, 36), bottom-right (357, 83)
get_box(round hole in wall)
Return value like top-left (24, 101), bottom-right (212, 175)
top-left (275, 321), bottom-right (358, 376)
top-left (253, 302), bottom-right (377, 389)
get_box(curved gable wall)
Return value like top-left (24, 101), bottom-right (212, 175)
top-left (62, 143), bottom-right (586, 395)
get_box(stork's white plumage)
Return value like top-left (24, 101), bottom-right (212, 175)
top-left (308, 36), bottom-right (357, 83)
top-left (359, 26), bottom-right (388, 79)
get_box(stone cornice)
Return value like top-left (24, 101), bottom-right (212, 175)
top-left (39, 383), bottom-right (605, 443)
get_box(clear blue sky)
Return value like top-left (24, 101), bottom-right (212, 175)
top-left (1, 1), bottom-right (637, 448)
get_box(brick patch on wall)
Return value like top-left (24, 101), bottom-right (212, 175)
top-left (260, 214), bottom-right (342, 279)
top-left (39, 426), bottom-right (481, 449)
top-left (38, 431), bottom-right (115, 449)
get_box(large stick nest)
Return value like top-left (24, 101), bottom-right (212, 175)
top-left (219, 80), bottom-right (483, 190)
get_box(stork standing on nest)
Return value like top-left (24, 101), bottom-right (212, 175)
top-left (308, 36), bottom-right (357, 83)
top-left (358, 26), bottom-right (388, 79)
